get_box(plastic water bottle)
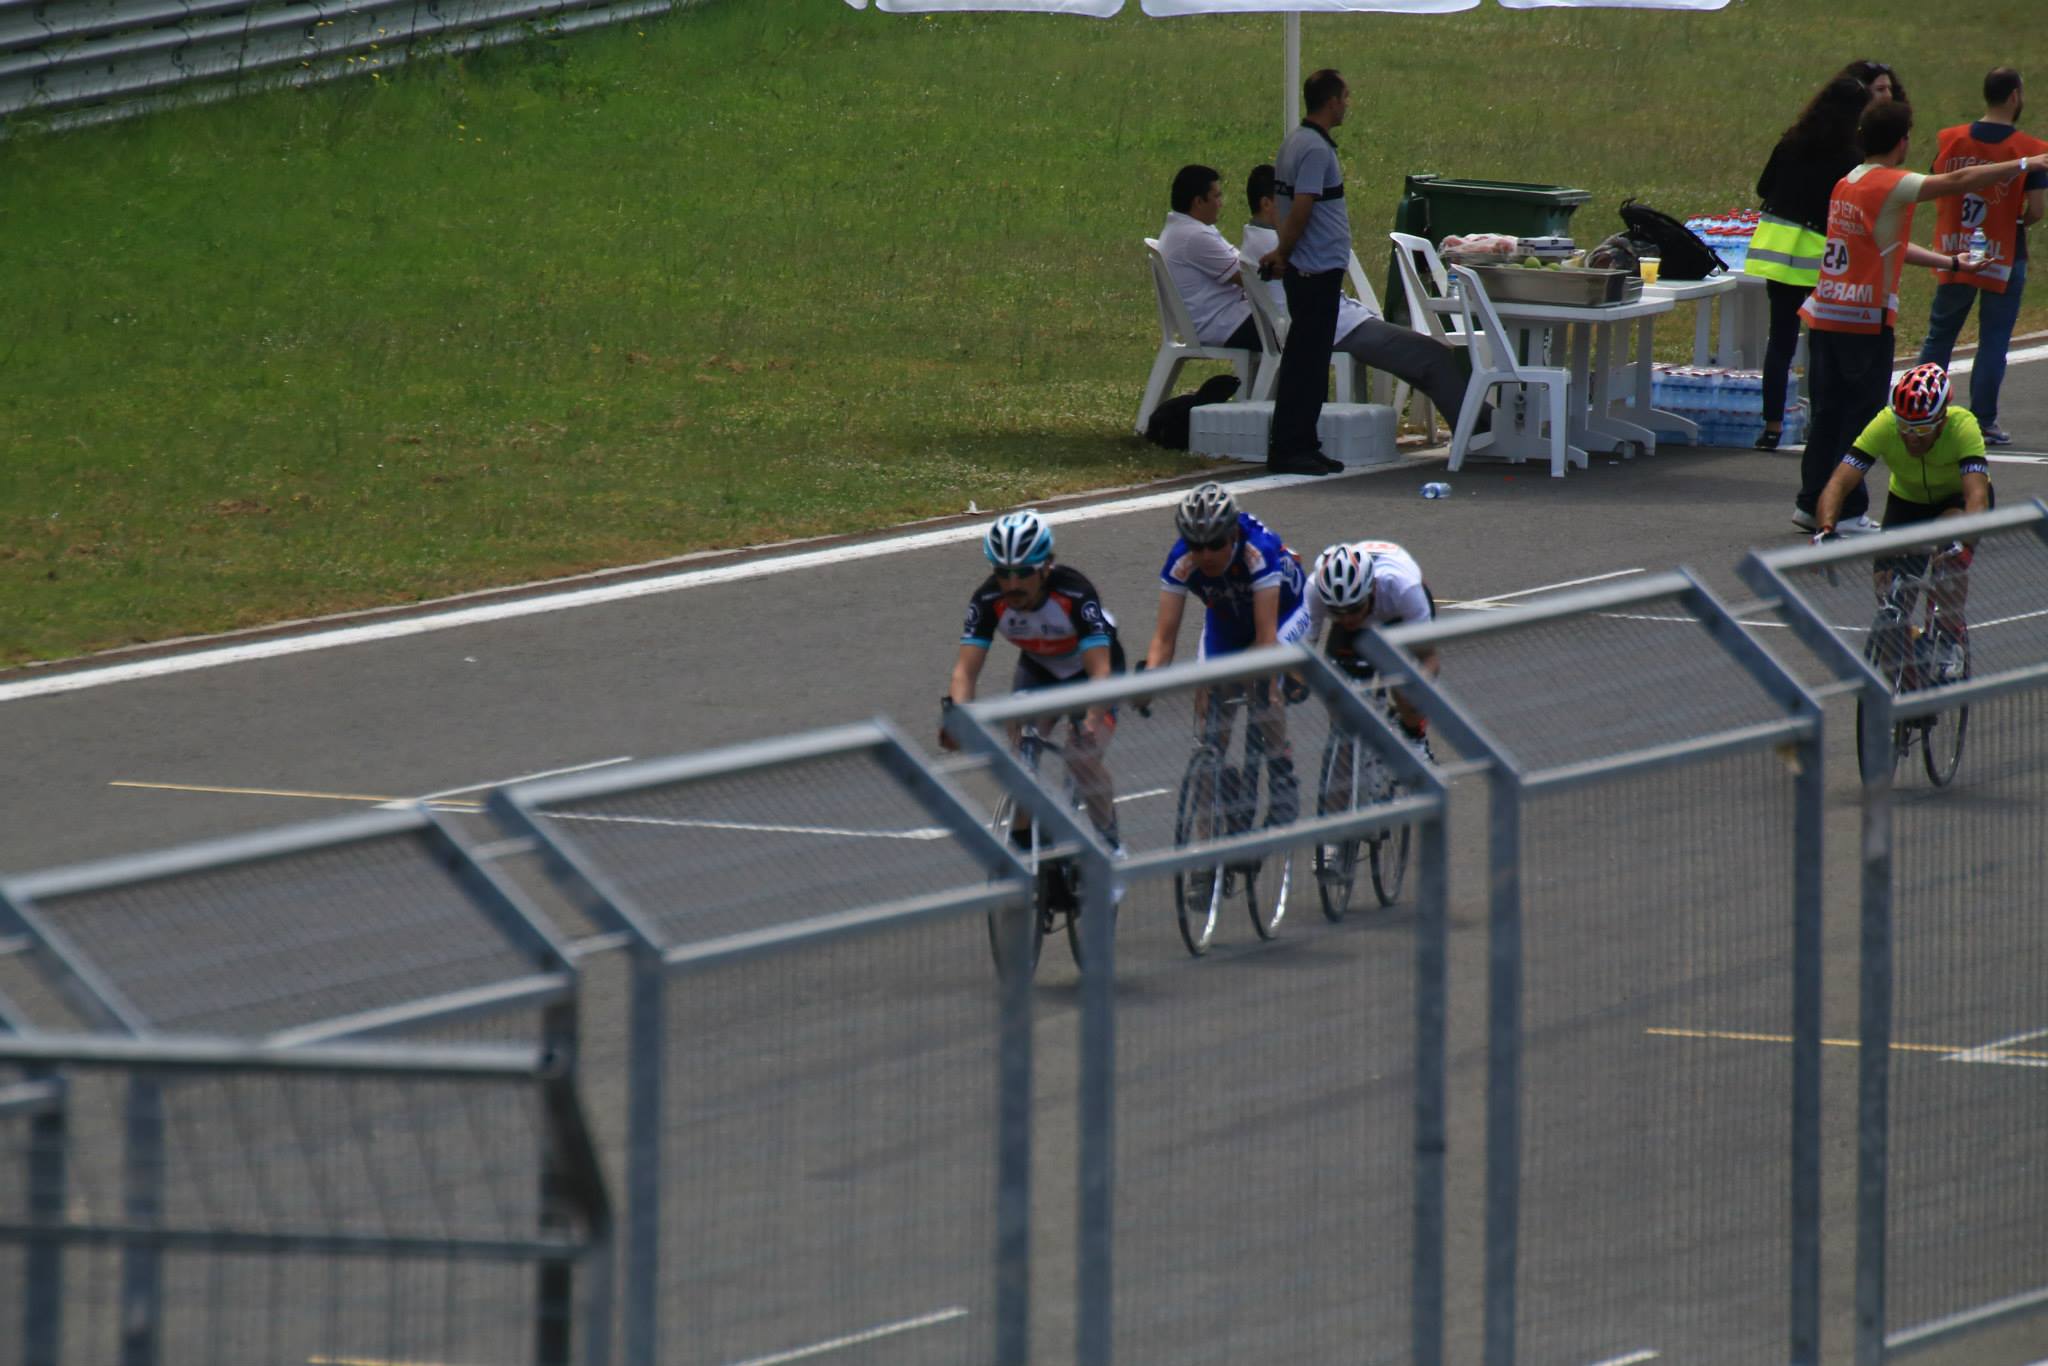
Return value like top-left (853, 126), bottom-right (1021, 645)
top-left (1968, 226), bottom-right (1988, 264)
top-left (1421, 482), bottom-right (1451, 499)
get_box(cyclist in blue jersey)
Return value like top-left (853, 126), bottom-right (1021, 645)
top-left (1143, 481), bottom-right (1308, 825)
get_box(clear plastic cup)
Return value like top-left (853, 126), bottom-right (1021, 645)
top-left (1638, 249), bottom-right (1662, 285)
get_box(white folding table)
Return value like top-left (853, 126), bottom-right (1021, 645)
top-left (1484, 293), bottom-right (1677, 462)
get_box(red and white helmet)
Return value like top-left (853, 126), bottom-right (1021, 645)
top-left (1891, 363), bottom-right (1951, 426)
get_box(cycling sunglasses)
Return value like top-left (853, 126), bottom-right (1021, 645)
top-left (993, 564), bottom-right (1043, 581)
top-left (1897, 414), bottom-right (1946, 435)
top-left (1184, 534), bottom-right (1236, 553)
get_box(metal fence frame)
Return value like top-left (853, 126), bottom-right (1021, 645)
top-left (0, 0), bottom-right (680, 134)
top-left (1740, 500), bottom-right (2048, 1366)
top-left (948, 643), bottom-right (1450, 1366)
top-left (0, 804), bottom-right (593, 1366)
top-left (0, 1030), bottom-right (613, 1366)
top-left (1361, 567), bottom-right (1826, 1366)
top-left (487, 718), bottom-right (1033, 1366)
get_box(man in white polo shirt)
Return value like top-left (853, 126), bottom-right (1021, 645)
top-left (1157, 163), bottom-right (1261, 356)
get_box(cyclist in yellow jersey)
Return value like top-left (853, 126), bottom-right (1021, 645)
top-left (1814, 362), bottom-right (1992, 673)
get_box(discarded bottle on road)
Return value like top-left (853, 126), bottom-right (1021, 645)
top-left (1420, 482), bottom-right (1451, 499)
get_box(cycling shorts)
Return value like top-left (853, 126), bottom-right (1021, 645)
top-left (1877, 485), bottom-right (1994, 576)
top-left (1011, 637), bottom-right (1127, 731)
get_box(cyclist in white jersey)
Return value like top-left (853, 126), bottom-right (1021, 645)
top-left (1305, 540), bottom-right (1439, 741)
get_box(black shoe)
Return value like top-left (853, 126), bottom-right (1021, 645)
top-left (1754, 429), bottom-right (1781, 451)
top-left (1269, 453), bottom-right (1336, 476)
top-left (1314, 452), bottom-right (1344, 472)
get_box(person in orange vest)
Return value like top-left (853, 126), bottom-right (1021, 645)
top-left (1792, 99), bottom-right (2032, 535)
top-left (1913, 68), bottom-right (2048, 447)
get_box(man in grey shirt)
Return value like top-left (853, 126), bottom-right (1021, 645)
top-left (1257, 68), bottom-right (1352, 476)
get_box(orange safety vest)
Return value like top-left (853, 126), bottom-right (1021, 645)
top-left (1928, 123), bottom-right (2047, 293)
top-left (1801, 165), bottom-right (1918, 334)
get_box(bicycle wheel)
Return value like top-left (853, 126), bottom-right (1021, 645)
top-left (1923, 635), bottom-right (1971, 787)
top-left (1370, 819), bottom-right (1412, 907)
top-left (985, 794), bottom-right (1045, 981)
top-left (1173, 747), bottom-right (1227, 956)
top-left (1245, 837), bottom-right (1293, 939)
top-left (1314, 736), bottom-right (1361, 923)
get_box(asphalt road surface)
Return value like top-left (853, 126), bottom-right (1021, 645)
top-left (5, 353), bottom-right (2048, 1366)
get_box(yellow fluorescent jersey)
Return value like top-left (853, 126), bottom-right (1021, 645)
top-left (1843, 407), bottom-right (1991, 504)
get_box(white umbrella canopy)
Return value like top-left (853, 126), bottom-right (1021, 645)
top-left (845, 0), bottom-right (1728, 126)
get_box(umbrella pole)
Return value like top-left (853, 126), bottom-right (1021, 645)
top-left (1283, 11), bottom-right (1300, 132)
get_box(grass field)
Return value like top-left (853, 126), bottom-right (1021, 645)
top-left (3, 0), bottom-right (2042, 666)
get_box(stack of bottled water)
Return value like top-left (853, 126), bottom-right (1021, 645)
top-left (1650, 363), bottom-right (1806, 448)
top-left (1682, 210), bottom-right (1760, 273)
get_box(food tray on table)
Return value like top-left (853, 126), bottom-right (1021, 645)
top-left (1465, 265), bottom-right (1643, 307)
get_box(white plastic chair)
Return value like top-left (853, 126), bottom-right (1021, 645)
top-left (1446, 264), bottom-right (1574, 478)
top-left (1389, 232), bottom-right (1472, 348)
top-left (1136, 238), bottom-right (1259, 435)
top-left (1236, 259), bottom-right (1288, 401)
top-left (1236, 255), bottom-right (1373, 406)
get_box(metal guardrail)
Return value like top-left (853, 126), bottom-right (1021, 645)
top-left (0, 0), bottom-right (679, 133)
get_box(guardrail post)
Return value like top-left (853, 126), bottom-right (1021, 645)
top-left (119, 1073), bottom-right (164, 1366)
top-left (24, 1066), bottom-right (66, 1366)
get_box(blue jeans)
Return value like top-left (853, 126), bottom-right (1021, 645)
top-left (1917, 259), bottom-right (2027, 428)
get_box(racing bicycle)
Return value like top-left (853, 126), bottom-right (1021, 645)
top-left (1855, 542), bottom-right (1971, 788)
top-left (1171, 682), bottom-right (1298, 956)
top-left (1313, 713), bottom-right (1427, 921)
top-left (984, 719), bottom-right (1117, 979)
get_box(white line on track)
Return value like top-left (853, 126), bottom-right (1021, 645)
top-left (0, 469), bottom-right (1377, 705)
top-left (386, 756), bottom-right (634, 807)
top-left (724, 1306), bottom-right (969, 1365)
top-left (1946, 1025), bottom-right (2048, 1069)
top-left (1987, 453), bottom-right (2048, 464)
top-left (1585, 1352), bottom-right (1659, 1366)
top-left (1444, 567), bottom-right (1644, 611)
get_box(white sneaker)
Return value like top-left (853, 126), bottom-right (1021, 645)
top-left (1836, 514), bottom-right (1883, 536)
top-left (1790, 507), bottom-right (1818, 532)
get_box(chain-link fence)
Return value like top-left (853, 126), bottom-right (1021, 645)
top-left (0, 1032), bottom-right (609, 1366)
top-left (0, 807), bottom-right (603, 1366)
top-left (949, 647), bottom-right (1449, 1366)
top-left (1365, 569), bottom-right (1824, 1366)
top-left (1744, 502), bottom-right (2048, 1365)
top-left (489, 720), bottom-right (1032, 1366)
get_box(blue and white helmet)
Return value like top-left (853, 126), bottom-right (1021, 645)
top-left (983, 510), bottom-right (1054, 569)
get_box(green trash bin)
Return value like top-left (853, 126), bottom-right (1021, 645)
top-left (1384, 173), bottom-right (1593, 325)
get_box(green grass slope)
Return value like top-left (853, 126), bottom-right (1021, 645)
top-left (2, 0), bottom-right (2039, 664)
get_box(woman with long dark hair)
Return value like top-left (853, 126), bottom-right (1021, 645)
top-left (1746, 72), bottom-right (1884, 448)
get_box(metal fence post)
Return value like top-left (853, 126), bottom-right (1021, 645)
top-left (1792, 726), bottom-right (1826, 1366)
top-left (119, 1073), bottom-right (164, 1366)
top-left (994, 876), bottom-right (1033, 1366)
top-left (621, 947), bottom-right (665, 1366)
top-left (24, 1066), bottom-right (66, 1366)
top-left (1482, 771), bottom-right (1522, 1366)
top-left (1075, 842), bottom-right (1117, 1366)
top-left (1855, 691), bottom-right (1896, 1366)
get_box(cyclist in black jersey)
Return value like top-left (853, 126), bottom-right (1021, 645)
top-left (939, 511), bottom-right (1125, 854)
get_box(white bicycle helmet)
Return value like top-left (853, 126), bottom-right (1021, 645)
top-left (1312, 543), bottom-right (1374, 610)
top-left (983, 510), bottom-right (1054, 568)
top-left (1175, 481), bottom-right (1238, 543)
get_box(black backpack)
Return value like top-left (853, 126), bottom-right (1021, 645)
top-left (1618, 198), bottom-right (1726, 280)
top-left (1144, 373), bottom-right (1241, 450)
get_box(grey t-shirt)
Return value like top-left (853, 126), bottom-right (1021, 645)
top-left (1274, 122), bottom-right (1350, 273)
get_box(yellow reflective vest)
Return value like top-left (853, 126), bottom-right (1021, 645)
top-left (1744, 212), bottom-right (1826, 287)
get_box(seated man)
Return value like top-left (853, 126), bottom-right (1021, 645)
top-left (1157, 163), bottom-right (1262, 354)
top-left (1242, 164), bottom-right (1484, 432)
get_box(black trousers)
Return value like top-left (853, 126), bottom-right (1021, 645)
top-left (1761, 279), bottom-right (1810, 427)
top-left (1799, 326), bottom-right (1891, 519)
top-left (1270, 267), bottom-right (1344, 459)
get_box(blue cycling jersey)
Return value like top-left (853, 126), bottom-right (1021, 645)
top-left (1158, 512), bottom-right (1307, 652)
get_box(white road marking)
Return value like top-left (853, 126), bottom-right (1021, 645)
top-left (391, 756), bottom-right (634, 806)
top-left (1987, 453), bottom-right (2048, 464)
top-left (0, 468), bottom-right (1379, 705)
top-left (1946, 1025), bottom-right (2048, 1069)
top-left (1444, 567), bottom-right (1645, 611)
top-left (1114, 787), bottom-right (1169, 804)
top-left (725, 1306), bottom-right (969, 1365)
top-left (1586, 1352), bottom-right (1659, 1366)
top-left (1931, 338), bottom-right (2048, 379)
top-left (1596, 611), bottom-right (1788, 629)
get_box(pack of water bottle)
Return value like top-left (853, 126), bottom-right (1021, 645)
top-left (1683, 210), bottom-right (1759, 273)
top-left (1650, 363), bottom-right (1807, 447)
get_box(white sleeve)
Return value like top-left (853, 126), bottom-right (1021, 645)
top-left (1380, 576), bottom-right (1434, 626)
